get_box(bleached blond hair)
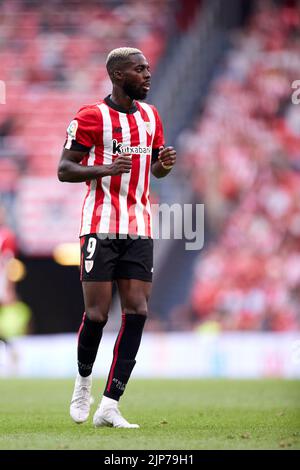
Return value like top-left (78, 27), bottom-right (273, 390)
top-left (106, 47), bottom-right (143, 79)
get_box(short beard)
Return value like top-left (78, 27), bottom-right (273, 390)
top-left (123, 81), bottom-right (147, 101)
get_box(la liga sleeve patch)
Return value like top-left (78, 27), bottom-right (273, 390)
top-left (67, 120), bottom-right (78, 139)
top-left (65, 119), bottom-right (79, 149)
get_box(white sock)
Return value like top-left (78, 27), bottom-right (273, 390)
top-left (77, 372), bottom-right (92, 383)
top-left (100, 396), bottom-right (118, 409)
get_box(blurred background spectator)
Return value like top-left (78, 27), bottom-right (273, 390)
top-left (0, 204), bottom-right (32, 347)
top-left (0, 205), bottom-right (17, 306)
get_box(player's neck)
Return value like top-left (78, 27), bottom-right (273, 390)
top-left (110, 88), bottom-right (134, 113)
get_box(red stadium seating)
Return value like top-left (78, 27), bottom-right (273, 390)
top-left (180, 4), bottom-right (300, 331)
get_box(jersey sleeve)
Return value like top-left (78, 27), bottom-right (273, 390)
top-left (151, 106), bottom-right (165, 150)
top-left (64, 106), bottom-right (101, 151)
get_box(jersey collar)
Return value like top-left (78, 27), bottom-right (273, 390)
top-left (104, 95), bottom-right (138, 114)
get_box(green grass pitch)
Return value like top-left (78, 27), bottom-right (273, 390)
top-left (0, 379), bottom-right (299, 450)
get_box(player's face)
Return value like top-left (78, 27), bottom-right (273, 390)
top-left (122, 54), bottom-right (151, 100)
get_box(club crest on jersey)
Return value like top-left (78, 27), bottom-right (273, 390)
top-left (85, 260), bottom-right (94, 273)
top-left (67, 120), bottom-right (78, 139)
top-left (112, 139), bottom-right (151, 155)
top-left (145, 122), bottom-right (152, 135)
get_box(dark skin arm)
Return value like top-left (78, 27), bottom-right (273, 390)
top-left (57, 148), bottom-right (132, 182)
top-left (151, 146), bottom-right (176, 179)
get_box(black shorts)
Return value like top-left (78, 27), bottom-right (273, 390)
top-left (80, 234), bottom-right (153, 282)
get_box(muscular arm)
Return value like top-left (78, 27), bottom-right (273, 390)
top-left (57, 149), bottom-right (132, 183)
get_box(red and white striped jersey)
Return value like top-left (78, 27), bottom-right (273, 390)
top-left (64, 96), bottom-right (164, 238)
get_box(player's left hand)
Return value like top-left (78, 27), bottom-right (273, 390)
top-left (158, 146), bottom-right (176, 170)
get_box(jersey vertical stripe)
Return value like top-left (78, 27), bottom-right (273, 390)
top-left (118, 113), bottom-right (131, 234)
top-left (90, 108), bottom-right (105, 233)
top-left (97, 103), bottom-right (113, 234)
top-left (138, 103), bottom-right (156, 237)
top-left (126, 113), bottom-right (140, 235)
top-left (134, 110), bottom-right (149, 236)
top-left (80, 146), bottom-right (96, 235)
top-left (79, 187), bottom-right (90, 236)
top-left (108, 108), bottom-right (122, 234)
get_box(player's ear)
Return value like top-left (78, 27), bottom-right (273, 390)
top-left (113, 69), bottom-right (123, 81)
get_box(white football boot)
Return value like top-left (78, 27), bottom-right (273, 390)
top-left (70, 373), bottom-right (92, 423)
top-left (93, 396), bottom-right (139, 428)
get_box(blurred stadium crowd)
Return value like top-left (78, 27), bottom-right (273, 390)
top-left (1, 0), bottom-right (300, 335)
top-left (0, 0), bottom-right (170, 192)
top-left (179, 3), bottom-right (300, 331)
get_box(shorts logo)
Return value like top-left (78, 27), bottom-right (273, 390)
top-left (85, 260), bottom-right (94, 273)
top-left (67, 120), bottom-right (78, 139)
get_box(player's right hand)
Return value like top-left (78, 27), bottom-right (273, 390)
top-left (108, 154), bottom-right (132, 175)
